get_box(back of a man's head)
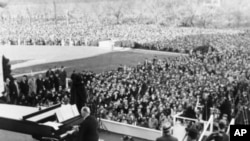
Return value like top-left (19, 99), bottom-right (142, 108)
top-left (218, 120), bottom-right (227, 131)
top-left (187, 127), bottom-right (199, 141)
top-left (81, 106), bottom-right (91, 118)
top-left (162, 122), bottom-right (172, 136)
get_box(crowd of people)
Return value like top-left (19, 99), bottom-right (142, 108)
top-left (2, 66), bottom-right (70, 107)
top-left (1, 19), bottom-right (250, 140)
top-left (1, 19), bottom-right (249, 53)
top-left (3, 45), bottom-right (250, 132)
top-left (90, 46), bottom-right (249, 130)
top-left (2, 46), bottom-right (250, 135)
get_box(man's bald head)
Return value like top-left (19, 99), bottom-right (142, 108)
top-left (81, 106), bottom-right (91, 119)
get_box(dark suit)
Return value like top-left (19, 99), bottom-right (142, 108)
top-left (54, 76), bottom-right (60, 92)
top-left (59, 70), bottom-right (67, 89)
top-left (19, 80), bottom-right (29, 96)
top-left (156, 135), bottom-right (178, 141)
top-left (70, 74), bottom-right (87, 111)
top-left (8, 81), bottom-right (18, 104)
top-left (206, 131), bottom-right (229, 141)
top-left (78, 116), bottom-right (99, 141)
top-left (36, 78), bottom-right (44, 93)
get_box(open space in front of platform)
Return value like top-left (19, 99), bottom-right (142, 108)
top-left (10, 47), bottom-right (183, 76)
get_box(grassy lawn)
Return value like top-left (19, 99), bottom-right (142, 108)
top-left (12, 50), bottom-right (182, 76)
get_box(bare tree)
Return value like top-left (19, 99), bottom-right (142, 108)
top-left (26, 8), bottom-right (32, 24)
top-left (145, 0), bottom-right (170, 24)
top-left (175, 0), bottom-right (199, 27)
top-left (106, 0), bottom-right (132, 24)
top-left (53, 0), bottom-right (57, 25)
top-left (198, 6), bottom-right (216, 28)
top-left (91, 2), bottom-right (106, 25)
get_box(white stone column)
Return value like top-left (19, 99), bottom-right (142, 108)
top-left (0, 55), bottom-right (4, 96)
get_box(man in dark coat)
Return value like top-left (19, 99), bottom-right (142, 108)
top-left (45, 68), bottom-right (54, 78)
top-left (19, 75), bottom-right (29, 97)
top-left (202, 93), bottom-right (213, 121)
top-left (219, 97), bottom-right (232, 122)
top-left (54, 73), bottom-right (60, 92)
top-left (59, 66), bottom-right (67, 89)
top-left (156, 122), bottom-right (178, 141)
top-left (8, 79), bottom-right (19, 104)
top-left (44, 77), bottom-right (51, 90)
top-left (75, 106), bottom-right (99, 141)
top-left (70, 73), bottom-right (87, 111)
top-left (182, 104), bottom-right (197, 119)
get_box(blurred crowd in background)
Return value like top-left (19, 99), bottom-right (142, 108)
top-left (1, 19), bottom-right (250, 53)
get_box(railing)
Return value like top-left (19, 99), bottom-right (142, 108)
top-left (173, 112), bottom-right (208, 128)
top-left (99, 118), bottom-right (162, 141)
top-left (172, 112), bottom-right (210, 141)
top-left (198, 115), bottom-right (214, 141)
top-left (100, 112), bottom-right (206, 141)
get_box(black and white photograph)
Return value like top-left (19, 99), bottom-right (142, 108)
top-left (0, 0), bottom-right (250, 141)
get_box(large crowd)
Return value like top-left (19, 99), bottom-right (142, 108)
top-left (2, 45), bottom-right (250, 131)
top-left (1, 19), bottom-right (249, 52)
top-left (86, 48), bottom-right (240, 130)
top-left (1, 18), bottom-right (250, 140)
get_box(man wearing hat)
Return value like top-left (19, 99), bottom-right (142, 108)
top-left (156, 122), bottom-right (178, 141)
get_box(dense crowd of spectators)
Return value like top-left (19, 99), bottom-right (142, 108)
top-left (2, 46), bottom-right (250, 131)
top-left (1, 19), bottom-right (250, 133)
top-left (92, 47), bottom-right (250, 129)
top-left (1, 19), bottom-right (249, 53)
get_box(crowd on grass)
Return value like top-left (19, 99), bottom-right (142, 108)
top-left (2, 46), bottom-right (250, 132)
top-left (1, 20), bottom-right (250, 53)
top-left (1, 18), bottom-right (250, 134)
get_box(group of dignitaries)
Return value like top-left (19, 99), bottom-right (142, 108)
top-left (2, 66), bottom-right (68, 106)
